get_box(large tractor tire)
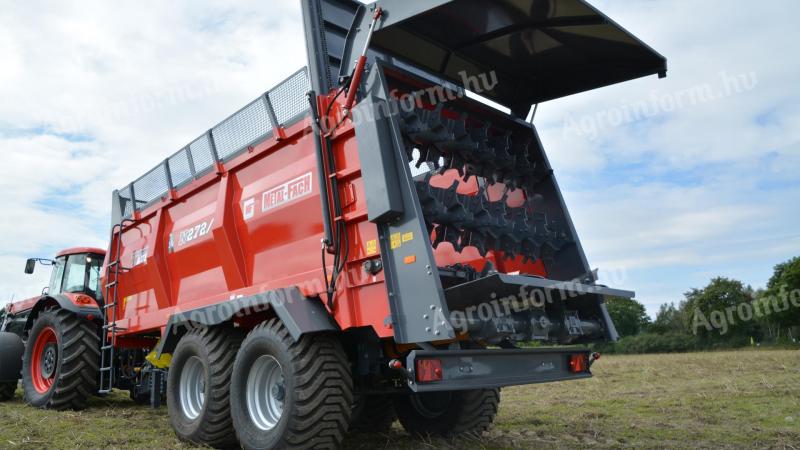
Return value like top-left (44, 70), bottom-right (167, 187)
top-left (167, 326), bottom-right (243, 449)
top-left (0, 331), bottom-right (25, 401)
top-left (230, 319), bottom-right (353, 450)
top-left (350, 394), bottom-right (396, 433)
top-left (0, 383), bottom-right (16, 401)
top-left (22, 309), bottom-right (100, 410)
top-left (393, 388), bottom-right (500, 437)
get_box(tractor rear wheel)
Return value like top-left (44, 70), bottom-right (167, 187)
top-left (0, 383), bottom-right (16, 401)
top-left (230, 319), bottom-right (353, 450)
top-left (167, 326), bottom-right (243, 449)
top-left (22, 309), bottom-right (100, 410)
top-left (350, 394), bottom-right (397, 433)
top-left (393, 388), bottom-right (500, 437)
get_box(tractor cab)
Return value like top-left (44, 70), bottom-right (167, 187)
top-left (25, 248), bottom-right (106, 300)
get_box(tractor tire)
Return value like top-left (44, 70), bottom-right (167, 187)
top-left (393, 388), bottom-right (500, 437)
top-left (230, 319), bottom-right (353, 450)
top-left (0, 382), bottom-right (16, 401)
top-left (0, 331), bottom-right (24, 402)
top-left (167, 326), bottom-right (243, 449)
top-left (350, 394), bottom-right (396, 433)
top-left (22, 309), bottom-right (100, 410)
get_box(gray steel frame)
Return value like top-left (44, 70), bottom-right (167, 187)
top-left (358, 66), bottom-right (456, 343)
top-left (405, 347), bottom-right (592, 392)
top-left (302, 0), bottom-right (628, 345)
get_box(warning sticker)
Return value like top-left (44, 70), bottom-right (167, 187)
top-left (402, 232), bottom-right (414, 243)
top-left (390, 233), bottom-right (402, 250)
top-left (366, 239), bottom-right (378, 256)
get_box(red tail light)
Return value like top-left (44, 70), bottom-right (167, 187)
top-left (416, 359), bottom-right (443, 383)
top-left (568, 354), bottom-right (589, 373)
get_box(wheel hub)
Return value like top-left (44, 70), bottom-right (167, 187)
top-left (179, 356), bottom-right (206, 420)
top-left (31, 326), bottom-right (59, 394)
top-left (41, 344), bottom-right (58, 378)
top-left (246, 355), bottom-right (285, 431)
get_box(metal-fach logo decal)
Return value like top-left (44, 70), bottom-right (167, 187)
top-left (132, 247), bottom-right (148, 267)
top-left (243, 172), bottom-right (313, 221)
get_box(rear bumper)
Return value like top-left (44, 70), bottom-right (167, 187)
top-left (405, 347), bottom-right (592, 392)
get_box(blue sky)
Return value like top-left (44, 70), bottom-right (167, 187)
top-left (1, 0), bottom-right (798, 318)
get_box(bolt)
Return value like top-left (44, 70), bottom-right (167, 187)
top-left (430, 305), bottom-right (436, 310)
top-left (425, 327), bottom-right (431, 332)
top-left (423, 314), bottom-right (429, 320)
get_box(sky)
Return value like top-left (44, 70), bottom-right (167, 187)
top-left (0, 0), bottom-right (798, 318)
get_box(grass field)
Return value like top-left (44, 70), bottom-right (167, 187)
top-left (1, 349), bottom-right (798, 449)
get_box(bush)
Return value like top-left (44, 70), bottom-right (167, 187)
top-left (594, 333), bottom-right (703, 355)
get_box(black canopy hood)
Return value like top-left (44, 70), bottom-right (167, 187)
top-left (343, 0), bottom-right (667, 114)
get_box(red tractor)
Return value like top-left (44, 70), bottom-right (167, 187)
top-left (0, 1), bottom-right (666, 448)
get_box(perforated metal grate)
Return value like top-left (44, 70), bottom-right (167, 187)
top-left (120, 66), bottom-right (311, 216)
top-left (212, 98), bottom-right (273, 161)
top-left (118, 186), bottom-right (133, 217)
top-left (268, 69), bottom-right (311, 126)
top-left (189, 134), bottom-right (215, 175)
top-left (132, 164), bottom-right (169, 206)
top-left (168, 149), bottom-right (194, 188)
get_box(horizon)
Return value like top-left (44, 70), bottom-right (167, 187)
top-left (1, 0), bottom-right (798, 319)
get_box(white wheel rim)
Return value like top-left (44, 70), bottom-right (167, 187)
top-left (246, 355), bottom-right (285, 431)
top-left (179, 356), bottom-right (206, 420)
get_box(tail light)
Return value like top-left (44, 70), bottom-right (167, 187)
top-left (415, 359), bottom-right (443, 383)
top-left (568, 354), bottom-right (589, 373)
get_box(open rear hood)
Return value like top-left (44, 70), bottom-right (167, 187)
top-left (347, 0), bottom-right (667, 113)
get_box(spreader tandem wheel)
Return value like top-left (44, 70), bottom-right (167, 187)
top-left (230, 319), bottom-right (353, 450)
top-left (393, 389), bottom-right (501, 437)
top-left (167, 326), bottom-right (243, 448)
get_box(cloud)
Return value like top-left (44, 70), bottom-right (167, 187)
top-left (0, 0), bottom-right (797, 320)
top-left (535, 0), bottom-right (800, 314)
top-left (0, 0), bottom-right (306, 302)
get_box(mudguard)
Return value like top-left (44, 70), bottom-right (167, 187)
top-left (156, 287), bottom-right (339, 357)
top-left (23, 294), bottom-right (103, 332)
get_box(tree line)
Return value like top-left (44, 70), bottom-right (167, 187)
top-left (598, 256), bottom-right (800, 354)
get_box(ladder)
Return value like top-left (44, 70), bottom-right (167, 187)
top-left (98, 220), bottom-right (131, 394)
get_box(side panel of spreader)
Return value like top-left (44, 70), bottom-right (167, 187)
top-left (107, 113), bottom-right (395, 339)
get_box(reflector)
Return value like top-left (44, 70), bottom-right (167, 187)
top-left (416, 359), bottom-right (444, 382)
top-left (568, 354), bottom-right (589, 373)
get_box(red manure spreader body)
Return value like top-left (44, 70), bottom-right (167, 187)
top-left (0, 1), bottom-right (666, 448)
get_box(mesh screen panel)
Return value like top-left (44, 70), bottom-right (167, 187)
top-left (268, 69), bottom-right (311, 126)
top-left (119, 186), bottom-right (133, 218)
top-left (189, 134), bottom-right (215, 175)
top-left (212, 98), bottom-right (273, 160)
top-left (120, 67), bottom-right (310, 214)
top-left (132, 164), bottom-right (169, 205)
top-left (168, 149), bottom-right (194, 188)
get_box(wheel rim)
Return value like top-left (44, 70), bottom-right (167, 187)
top-left (179, 356), bottom-right (206, 420)
top-left (409, 391), bottom-right (453, 419)
top-left (246, 355), bottom-right (285, 431)
top-left (31, 326), bottom-right (58, 394)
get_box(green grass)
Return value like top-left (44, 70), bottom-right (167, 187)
top-left (1, 349), bottom-right (798, 449)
